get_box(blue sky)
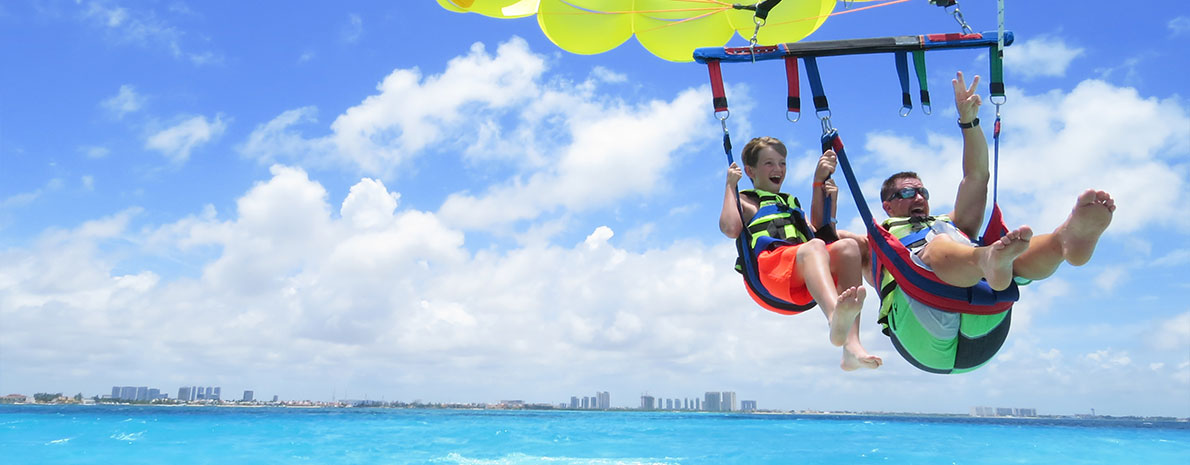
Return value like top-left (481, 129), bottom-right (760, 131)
top-left (2, 1), bottom-right (1188, 417)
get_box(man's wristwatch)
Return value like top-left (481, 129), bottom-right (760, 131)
top-left (958, 117), bottom-right (980, 129)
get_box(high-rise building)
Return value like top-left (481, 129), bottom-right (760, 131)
top-left (213, 387), bottom-right (221, 401)
top-left (120, 386), bottom-right (136, 401)
top-left (111, 386), bottom-right (121, 399)
top-left (640, 395), bottom-right (655, 410)
top-left (135, 387), bottom-right (149, 401)
top-left (148, 388), bottom-right (160, 400)
top-left (192, 386), bottom-right (199, 401)
top-left (704, 392), bottom-right (721, 412)
top-left (243, 390), bottom-right (254, 402)
top-left (570, 396), bottom-right (579, 409)
top-left (205, 387), bottom-right (215, 400)
top-left (721, 392), bottom-right (737, 412)
top-left (596, 391), bottom-right (610, 409)
top-left (178, 386), bottom-right (192, 401)
top-left (741, 400), bottom-right (757, 412)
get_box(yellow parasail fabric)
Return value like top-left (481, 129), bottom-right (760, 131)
top-left (438, 0), bottom-right (882, 62)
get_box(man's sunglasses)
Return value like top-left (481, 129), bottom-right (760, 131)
top-left (886, 187), bottom-right (929, 201)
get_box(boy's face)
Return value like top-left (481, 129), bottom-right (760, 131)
top-left (745, 146), bottom-right (786, 193)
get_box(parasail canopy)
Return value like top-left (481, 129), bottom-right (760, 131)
top-left (438, 1), bottom-right (888, 62)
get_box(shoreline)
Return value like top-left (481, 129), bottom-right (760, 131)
top-left (2, 402), bottom-right (1185, 423)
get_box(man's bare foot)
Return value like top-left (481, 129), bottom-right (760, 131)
top-left (841, 341), bottom-right (882, 371)
top-left (828, 287), bottom-right (865, 346)
top-left (1058, 189), bottom-right (1115, 266)
top-left (980, 226), bottom-right (1032, 291)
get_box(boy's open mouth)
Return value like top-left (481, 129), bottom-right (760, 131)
top-left (769, 176), bottom-right (781, 184)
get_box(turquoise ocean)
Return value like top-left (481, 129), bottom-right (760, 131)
top-left (2, 405), bottom-right (1187, 464)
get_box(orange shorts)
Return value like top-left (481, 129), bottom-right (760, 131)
top-left (754, 242), bottom-right (840, 307)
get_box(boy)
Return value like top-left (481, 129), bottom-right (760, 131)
top-left (719, 136), bottom-right (881, 371)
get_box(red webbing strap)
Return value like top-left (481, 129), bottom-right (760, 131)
top-left (784, 56), bottom-right (801, 116)
top-left (707, 60), bottom-right (728, 113)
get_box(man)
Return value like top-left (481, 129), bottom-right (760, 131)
top-left (879, 72), bottom-right (1114, 290)
top-left (871, 71), bottom-right (1115, 373)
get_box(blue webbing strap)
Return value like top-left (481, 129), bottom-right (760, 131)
top-left (803, 56), bottom-right (836, 230)
top-left (895, 51), bottom-right (912, 116)
top-left (803, 56), bottom-right (829, 114)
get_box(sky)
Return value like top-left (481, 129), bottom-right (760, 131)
top-left (1, 1), bottom-right (1188, 417)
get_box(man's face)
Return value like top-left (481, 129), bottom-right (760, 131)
top-left (882, 176), bottom-right (930, 218)
top-left (745, 146), bottom-right (785, 193)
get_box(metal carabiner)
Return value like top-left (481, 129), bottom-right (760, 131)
top-left (817, 110), bottom-right (833, 135)
top-left (749, 16), bottom-right (765, 63)
top-left (947, 5), bottom-right (975, 35)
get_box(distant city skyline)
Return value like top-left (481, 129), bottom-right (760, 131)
top-left (15, 385), bottom-right (1049, 418)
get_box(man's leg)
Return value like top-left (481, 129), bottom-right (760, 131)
top-left (919, 227), bottom-right (1032, 291)
top-left (1014, 190), bottom-right (1115, 280)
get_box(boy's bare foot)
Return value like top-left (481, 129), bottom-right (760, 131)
top-left (828, 287), bottom-right (865, 346)
top-left (841, 341), bottom-right (882, 371)
top-left (980, 226), bottom-right (1032, 291)
top-left (1059, 189), bottom-right (1115, 266)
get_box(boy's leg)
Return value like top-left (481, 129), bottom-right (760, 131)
top-left (798, 239), bottom-right (881, 370)
top-left (797, 239), bottom-right (859, 346)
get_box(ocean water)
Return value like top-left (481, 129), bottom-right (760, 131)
top-left (2, 405), bottom-right (1187, 464)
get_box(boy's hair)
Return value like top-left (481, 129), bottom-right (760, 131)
top-left (741, 136), bottom-right (787, 167)
top-left (880, 171), bottom-right (921, 201)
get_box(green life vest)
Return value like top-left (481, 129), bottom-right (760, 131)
top-left (740, 189), bottom-right (813, 250)
top-left (876, 215), bottom-right (956, 334)
top-left (880, 214), bottom-right (956, 250)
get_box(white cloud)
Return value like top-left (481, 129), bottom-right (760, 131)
top-left (1093, 267), bottom-right (1125, 292)
top-left (102, 84), bottom-right (145, 117)
top-left (1152, 248), bottom-right (1190, 267)
top-left (438, 87), bottom-right (709, 230)
top-left (1, 177), bottom-right (68, 208)
top-left (1169, 16), bottom-right (1190, 36)
top-left (241, 37), bottom-right (714, 229)
top-left (1094, 53), bottom-right (1155, 86)
top-left (1084, 348), bottom-right (1132, 368)
top-left (242, 38), bottom-right (547, 174)
top-left (78, 1), bottom-right (220, 65)
top-left (342, 13), bottom-right (363, 43)
top-left (1151, 312), bottom-right (1190, 351)
top-left (1003, 35), bottom-right (1084, 79)
top-left (82, 145), bottom-right (111, 158)
top-left (591, 65), bottom-right (628, 83)
top-left (341, 178), bottom-right (400, 230)
top-left (146, 114), bottom-right (228, 163)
